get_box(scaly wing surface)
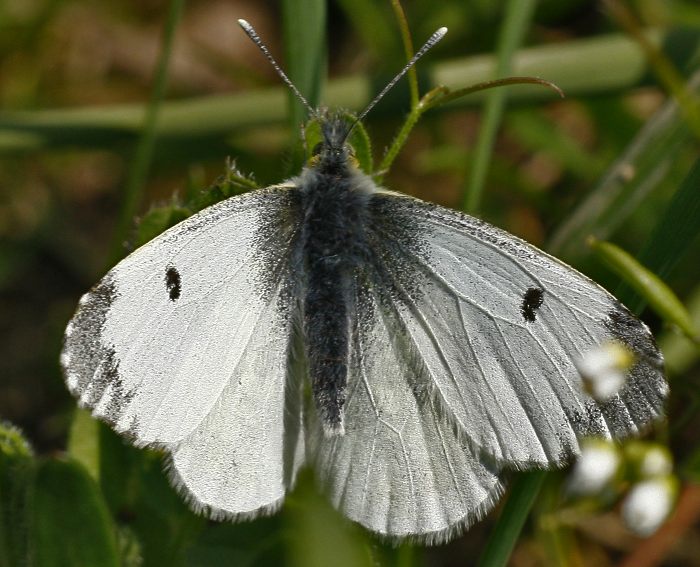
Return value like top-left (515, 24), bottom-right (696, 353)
top-left (62, 186), bottom-right (305, 516)
top-left (311, 273), bottom-right (504, 543)
top-left (361, 192), bottom-right (667, 467)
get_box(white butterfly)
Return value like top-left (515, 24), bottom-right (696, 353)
top-left (60, 20), bottom-right (667, 544)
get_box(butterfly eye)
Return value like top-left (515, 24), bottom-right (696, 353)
top-left (311, 142), bottom-right (323, 156)
top-left (165, 266), bottom-right (181, 301)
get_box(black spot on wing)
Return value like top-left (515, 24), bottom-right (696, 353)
top-left (165, 265), bottom-right (181, 301)
top-left (521, 287), bottom-right (544, 322)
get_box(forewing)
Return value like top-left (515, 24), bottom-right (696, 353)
top-left (62, 186), bottom-right (306, 515)
top-left (311, 274), bottom-right (503, 543)
top-left (365, 193), bottom-right (668, 467)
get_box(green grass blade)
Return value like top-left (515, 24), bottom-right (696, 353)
top-left (548, 70), bottom-right (700, 260)
top-left (590, 238), bottom-right (698, 341)
top-left (462, 0), bottom-right (537, 213)
top-left (282, 0), bottom-right (326, 150)
top-left (334, 0), bottom-right (398, 61)
top-left (476, 471), bottom-right (547, 567)
top-left (616, 155), bottom-right (700, 310)
top-left (468, 4), bottom-right (541, 558)
top-left (108, 0), bottom-right (185, 265)
top-left (0, 33), bottom-right (669, 155)
top-left (604, 0), bottom-right (700, 137)
top-left (390, 0), bottom-right (419, 107)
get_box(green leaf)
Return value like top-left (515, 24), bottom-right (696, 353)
top-left (193, 160), bottom-right (259, 209)
top-left (134, 158), bottom-right (261, 249)
top-left (67, 408), bottom-right (101, 481)
top-left (29, 458), bottom-right (120, 567)
top-left (284, 471), bottom-right (373, 567)
top-left (0, 422), bottom-right (34, 567)
top-left (282, 0), bottom-right (326, 171)
top-left (129, 452), bottom-right (205, 567)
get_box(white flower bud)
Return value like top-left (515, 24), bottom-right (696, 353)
top-left (624, 441), bottom-right (674, 480)
top-left (568, 439), bottom-right (621, 495)
top-left (622, 476), bottom-right (677, 536)
top-left (639, 446), bottom-right (673, 478)
top-left (576, 342), bottom-right (634, 401)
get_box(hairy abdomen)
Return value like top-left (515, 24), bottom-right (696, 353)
top-left (298, 169), bottom-right (371, 434)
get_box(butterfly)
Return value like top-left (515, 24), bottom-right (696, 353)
top-left (60, 20), bottom-right (668, 544)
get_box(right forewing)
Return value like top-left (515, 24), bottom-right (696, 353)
top-left (363, 192), bottom-right (667, 468)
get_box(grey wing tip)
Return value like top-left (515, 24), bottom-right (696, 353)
top-left (606, 301), bottom-right (665, 368)
top-left (61, 274), bottom-right (122, 397)
top-left (602, 301), bottom-right (669, 431)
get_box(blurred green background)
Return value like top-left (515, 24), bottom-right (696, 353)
top-left (1, 0), bottom-right (700, 566)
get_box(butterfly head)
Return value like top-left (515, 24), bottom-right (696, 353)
top-left (307, 112), bottom-right (359, 174)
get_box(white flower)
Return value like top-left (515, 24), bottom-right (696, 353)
top-left (622, 476), bottom-right (677, 536)
top-left (568, 439), bottom-right (621, 495)
top-left (576, 342), bottom-right (634, 401)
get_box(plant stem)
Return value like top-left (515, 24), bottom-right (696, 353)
top-left (462, 0), bottom-right (537, 213)
top-left (477, 471), bottom-right (547, 567)
top-left (108, 0), bottom-right (185, 265)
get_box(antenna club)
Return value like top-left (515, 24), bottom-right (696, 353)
top-left (436, 27), bottom-right (448, 37)
top-left (238, 19), bottom-right (252, 31)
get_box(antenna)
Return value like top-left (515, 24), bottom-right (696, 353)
top-left (238, 19), bottom-right (317, 118)
top-left (343, 26), bottom-right (447, 142)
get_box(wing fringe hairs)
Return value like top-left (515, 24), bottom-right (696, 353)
top-left (356, 478), bottom-right (506, 546)
top-left (164, 456), bottom-right (289, 522)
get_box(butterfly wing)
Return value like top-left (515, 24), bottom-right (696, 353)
top-left (361, 192), bottom-right (667, 468)
top-left (311, 273), bottom-right (503, 543)
top-left (61, 186), bottom-right (306, 516)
